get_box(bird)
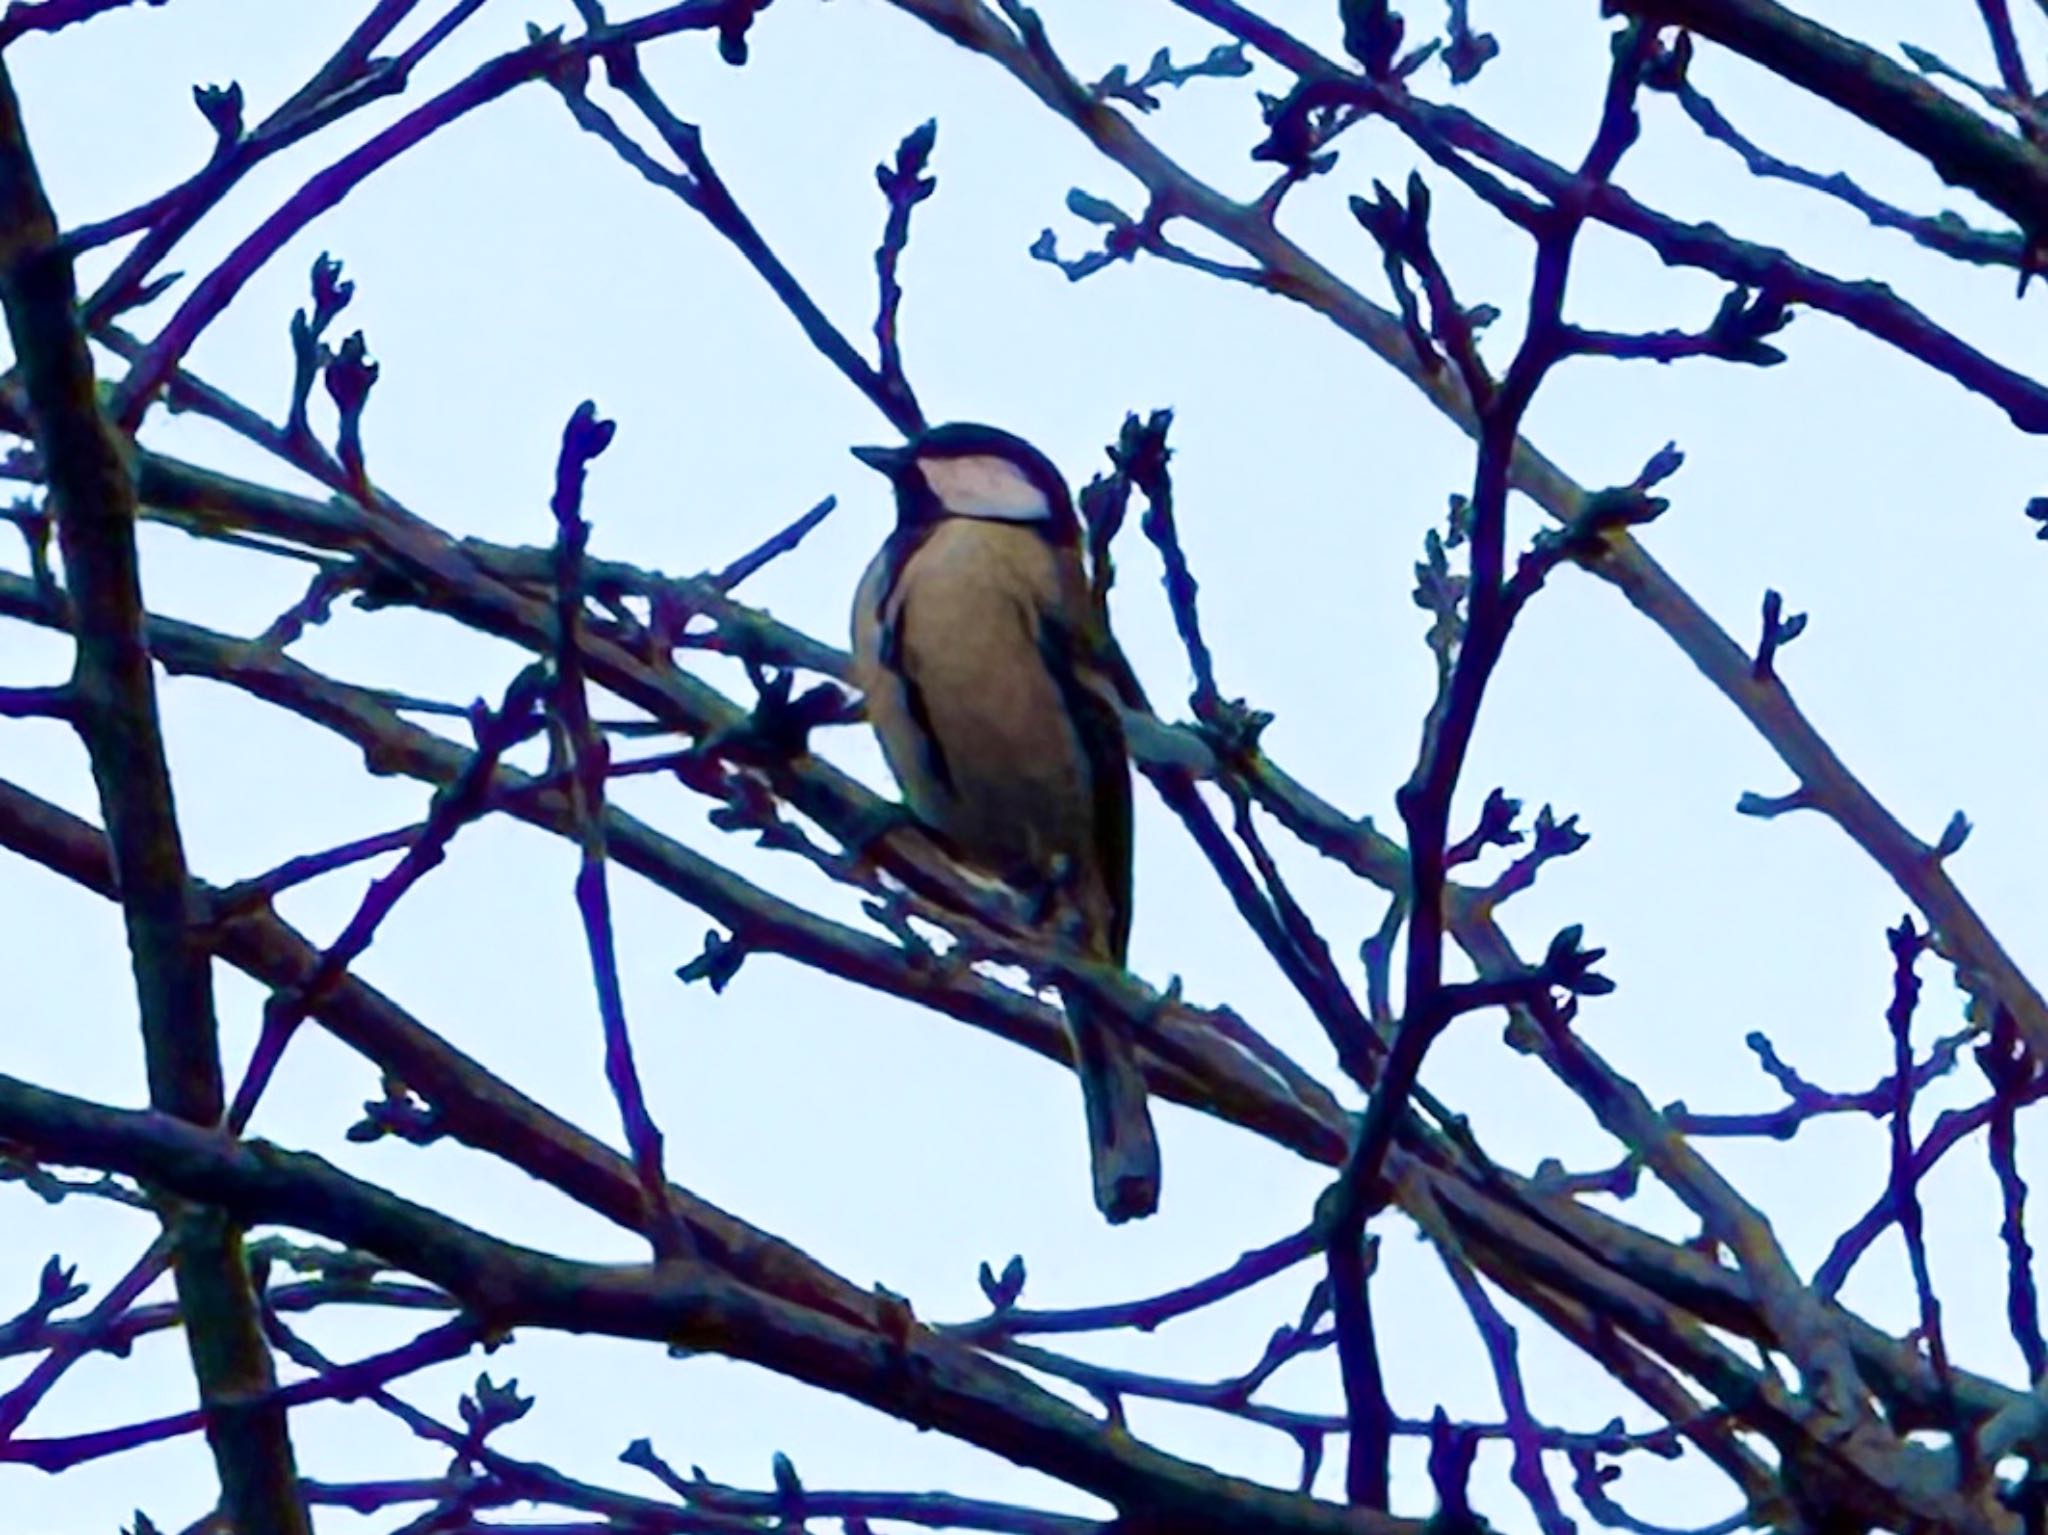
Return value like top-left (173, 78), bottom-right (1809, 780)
top-left (849, 421), bottom-right (1161, 1223)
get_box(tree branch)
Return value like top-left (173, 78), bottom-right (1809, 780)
top-left (0, 1070), bottom-right (1434, 1535)
top-left (0, 57), bottom-right (308, 1533)
top-left (1608, 0), bottom-right (2048, 244)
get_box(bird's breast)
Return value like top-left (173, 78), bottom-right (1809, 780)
top-left (855, 520), bottom-right (1098, 866)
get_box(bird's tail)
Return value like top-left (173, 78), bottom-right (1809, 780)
top-left (1064, 991), bottom-right (1161, 1223)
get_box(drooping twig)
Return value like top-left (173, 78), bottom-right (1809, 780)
top-left (1434, 1246), bottom-right (1572, 1534)
top-left (222, 667), bottom-right (549, 1131)
top-left (1883, 915), bottom-right (1969, 1480)
top-left (1606, 0), bottom-right (2048, 245)
top-left (1980, 1006), bottom-right (2046, 1385)
top-left (1662, 55), bottom-right (2024, 270)
top-left (548, 400), bottom-right (693, 1259)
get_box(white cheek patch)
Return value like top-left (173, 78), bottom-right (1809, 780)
top-left (918, 454), bottom-right (1052, 521)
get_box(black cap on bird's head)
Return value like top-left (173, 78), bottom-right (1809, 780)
top-left (853, 421), bottom-right (1077, 537)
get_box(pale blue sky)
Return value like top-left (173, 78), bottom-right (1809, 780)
top-left (2, 2), bottom-right (2045, 1531)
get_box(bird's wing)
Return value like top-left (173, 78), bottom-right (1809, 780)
top-left (1036, 612), bottom-right (1135, 964)
top-left (852, 531), bottom-right (957, 808)
top-left (1039, 602), bottom-right (1154, 1219)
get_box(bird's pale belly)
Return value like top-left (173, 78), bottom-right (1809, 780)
top-left (912, 679), bottom-right (1093, 877)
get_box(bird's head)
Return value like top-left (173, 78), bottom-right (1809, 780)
top-left (853, 422), bottom-right (1077, 538)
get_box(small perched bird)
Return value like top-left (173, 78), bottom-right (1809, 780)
top-left (850, 422), bottom-right (1161, 1223)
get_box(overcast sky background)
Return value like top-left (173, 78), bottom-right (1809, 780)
top-left (3, 1), bottom-right (2045, 1531)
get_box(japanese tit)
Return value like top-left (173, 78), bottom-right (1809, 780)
top-left (850, 422), bottom-right (1161, 1223)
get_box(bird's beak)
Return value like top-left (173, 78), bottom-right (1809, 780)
top-left (851, 443), bottom-right (914, 477)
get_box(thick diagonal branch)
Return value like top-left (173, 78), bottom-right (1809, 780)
top-left (1609, 0), bottom-right (2048, 244)
top-left (0, 1070), bottom-right (1431, 1535)
top-left (0, 59), bottom-right (308, 1533)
